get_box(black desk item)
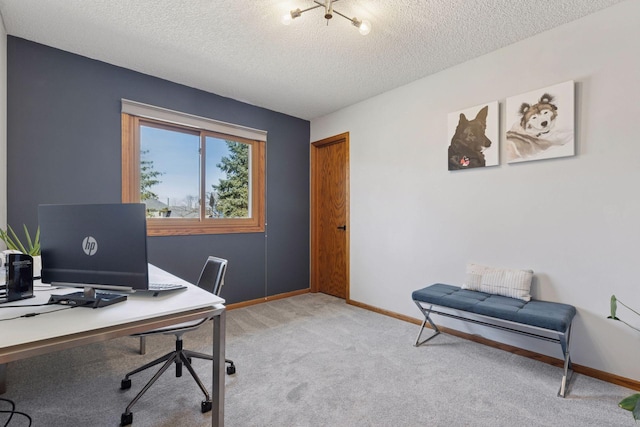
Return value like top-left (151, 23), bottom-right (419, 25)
top-left (1, 253), bottom-right (34, 303)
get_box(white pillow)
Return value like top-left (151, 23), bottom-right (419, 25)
top-left (463, 263), bottom-right (491, 291)
top-left (462, 263), bottom-right (533, 301)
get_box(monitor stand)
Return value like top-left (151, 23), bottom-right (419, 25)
top-left (48, 287), bottom-right (127, 308)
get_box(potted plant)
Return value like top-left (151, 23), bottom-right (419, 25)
top-left (608, 295), bottom-right (640, 421)
top-left (0, 224), bottom-right (41, 278)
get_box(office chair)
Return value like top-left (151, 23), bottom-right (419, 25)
top-left (119, 256), bottom-right (235, 427)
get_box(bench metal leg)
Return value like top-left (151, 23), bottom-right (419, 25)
top-left (558, 323), bottom-right (574, 397)
top-left (413, 301), bottom-right (441, 347)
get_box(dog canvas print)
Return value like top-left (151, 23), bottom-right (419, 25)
top-left (447, 101), bottom-right (498, 171)
top-left (505, 81), bottom-right (574, 163)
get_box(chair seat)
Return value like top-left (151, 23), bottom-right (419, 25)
top-left (134, 318), bottom-right (208, 337)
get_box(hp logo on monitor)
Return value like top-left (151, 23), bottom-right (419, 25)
top-left (82, 236), bottom-right (98, 256)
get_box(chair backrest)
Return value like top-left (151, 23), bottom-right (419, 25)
top-left (196, 256), bottom-right (228, 296)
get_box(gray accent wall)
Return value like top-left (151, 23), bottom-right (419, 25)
top-left (6, 36), bottom-right (310, 304)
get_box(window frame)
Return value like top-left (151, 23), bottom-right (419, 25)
top-left (122, 113), bottom-right (265, 236)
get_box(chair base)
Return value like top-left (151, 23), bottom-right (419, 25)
top-left (120, 339), bottom-right (220, 426)
top-left (139, 335), bottom-right (236, 374)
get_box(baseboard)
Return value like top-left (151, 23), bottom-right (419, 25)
top-left (226, 288), bottom-right (310, 310)
top-left (347, 298), bottom-right (640, 392)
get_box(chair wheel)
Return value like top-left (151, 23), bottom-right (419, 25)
top-left (226, 365), bottom-right (236, 375)
top-left (121, 379), bottom-right (132, 390)
top-left (201, 400), bottom-right (212, 413)
top-left (120, 412), bottom-right (133, 426)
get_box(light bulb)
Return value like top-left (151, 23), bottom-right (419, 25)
top-left (282, 8), bottom-right (301, 25)
top-left (358, 19), bottom-right (371, 36)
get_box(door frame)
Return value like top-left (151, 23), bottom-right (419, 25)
top-left (310, 132), bottom-right (350, 300)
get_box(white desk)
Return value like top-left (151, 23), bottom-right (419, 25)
top-left (0, 265), bottom-right (226, 427)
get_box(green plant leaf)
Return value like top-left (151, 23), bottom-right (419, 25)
top-left (22, 225), bottom-right (40, 255)
top-left (0, 229), bottom-right (10, 247)
top-left (611, 295), bottom-right (618, 319)
top-left (24, 224), bottom-right (34, 251)
top-left (7, 224), bottom-right (28, 254)
top-left (34, 226), bottom-right (41, 254)
top-left (619, 394), bottom-right (640, 411)
top-left (1, 224), bottom-right (40, 255)
top-left (1, 227), bottom-right (19, 250)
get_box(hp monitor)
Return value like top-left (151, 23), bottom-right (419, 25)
top-left (38, 203), bottom-right (149, 307)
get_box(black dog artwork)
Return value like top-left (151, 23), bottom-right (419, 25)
top-left (447, 105), bottom-right (492, 170)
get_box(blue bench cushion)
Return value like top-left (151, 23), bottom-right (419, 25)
top-left (412, 283), bottom-right (576, 332)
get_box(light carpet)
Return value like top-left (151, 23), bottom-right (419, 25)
top-left (2, 293), bottom-right (635, 426)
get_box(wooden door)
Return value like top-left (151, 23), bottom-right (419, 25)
top-left (311, 133), bottom-right (349, 299)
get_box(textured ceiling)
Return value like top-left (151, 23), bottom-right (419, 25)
top-left (0, 0), bottom-right (629, 120)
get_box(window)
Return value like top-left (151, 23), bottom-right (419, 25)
top-left (121, 100), bottom-right (266, 236)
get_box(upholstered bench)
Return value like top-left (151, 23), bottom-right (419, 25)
top-left (412, 283), bottom-right (577, 397)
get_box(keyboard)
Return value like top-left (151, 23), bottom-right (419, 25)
top-left (147, 282), bottom-right (187, 292)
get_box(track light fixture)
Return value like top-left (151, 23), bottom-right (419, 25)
top-left (282, 0), bottom-right (371, 36)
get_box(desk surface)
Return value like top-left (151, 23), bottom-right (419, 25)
top-left (0, 264), bottom-right (225, 361)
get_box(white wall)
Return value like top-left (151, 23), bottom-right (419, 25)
top-left (311, 0), bottom-right (640, 381)
top-left (1, 13), bottom-right (6, 238)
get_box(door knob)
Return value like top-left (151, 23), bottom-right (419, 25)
top-left (337, 225), bottom-right (347, 230)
